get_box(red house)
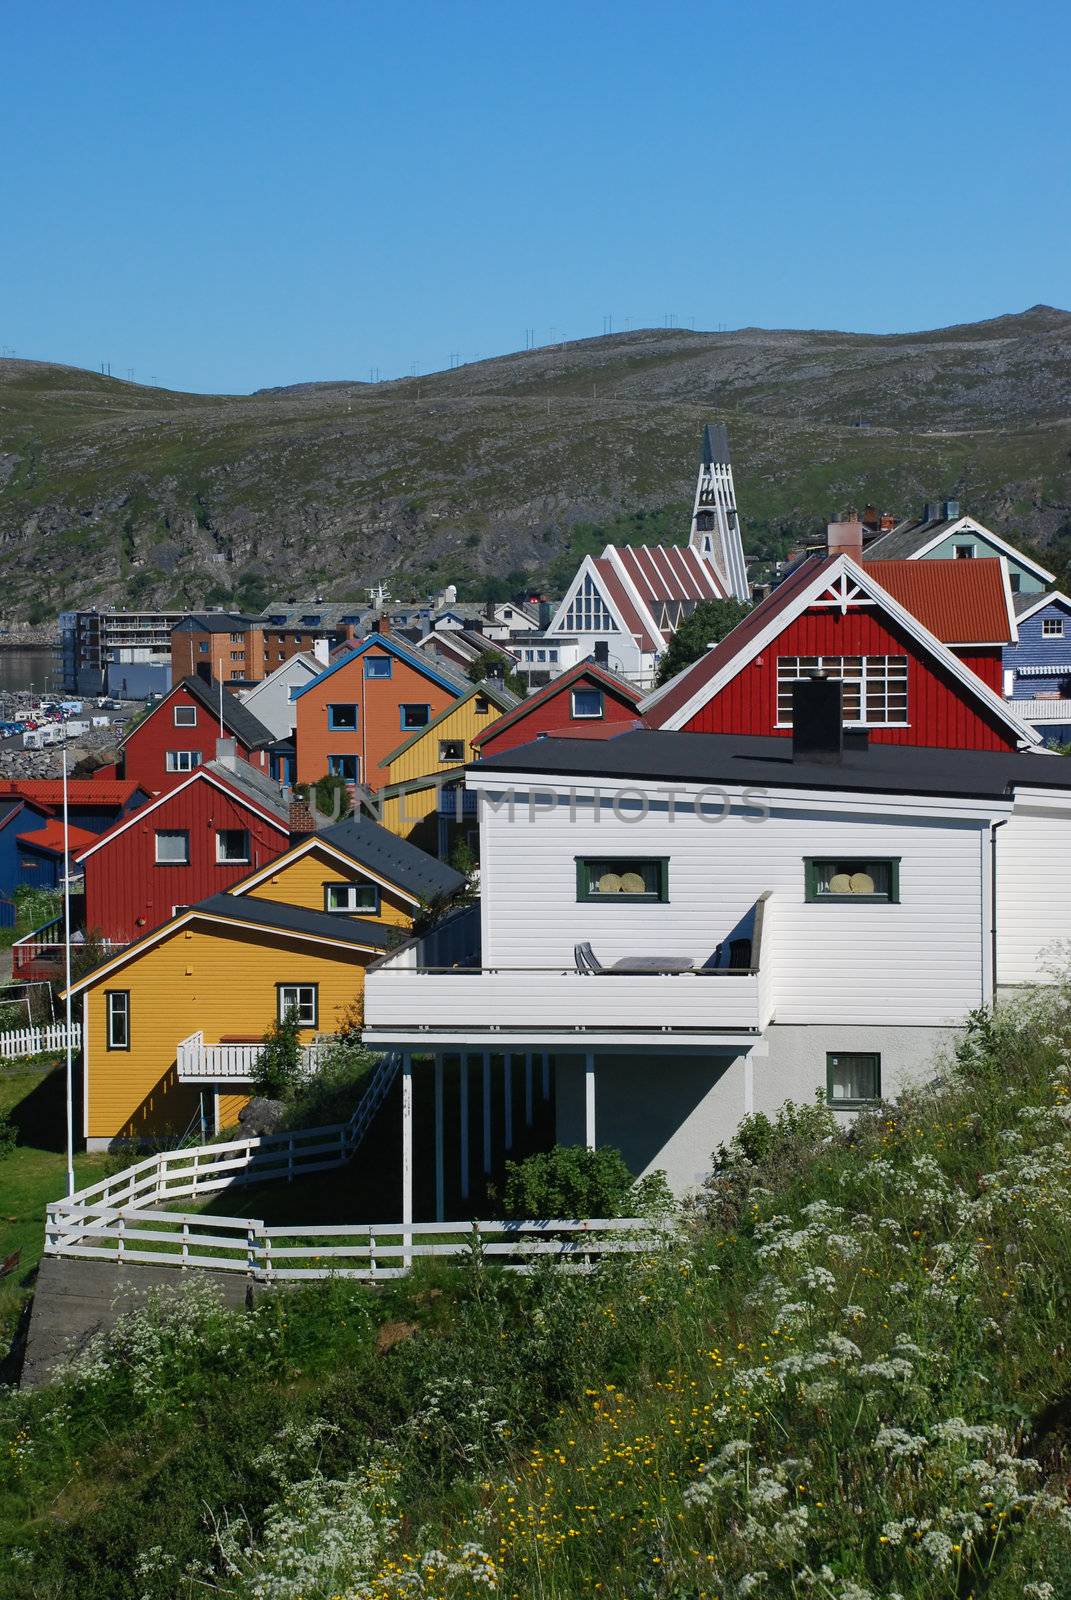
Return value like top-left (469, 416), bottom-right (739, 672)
top-left (118, 677), bottom-right (274, 795)
top-left (641, 553), bottom-right (1037, 752)
top-left (76, 758), bottom-right (291, 944)
top-left (470, 662), bottom-right (643, 758)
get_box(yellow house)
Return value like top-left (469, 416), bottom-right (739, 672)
top-left (375, 682), bottom-right (515, 850)
top-left (66, 819), bottom-right (465, 1148)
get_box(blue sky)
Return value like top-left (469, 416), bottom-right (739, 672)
top-left (2, 0), bottom-right (1068, 393)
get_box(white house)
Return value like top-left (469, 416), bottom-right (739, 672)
top-left (363, 682), bottom-right (1071, 1211)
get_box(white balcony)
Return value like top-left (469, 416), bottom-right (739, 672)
top-left (363, 899), bottom-right (775, 1050)
top-left (176, 1031), bottom-right (336, 1083)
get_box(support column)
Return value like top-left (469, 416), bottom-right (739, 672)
top-left (503, 1054), bottom-right (513, 1152)
top-left (434, 1053), bottom-right (445, 1222)
top-left (459, 1054), bottom-right (470, 1202)
top-left (524, 1052), bottom-right (534, 1127)
top-left (744, 1052), bottom-right (754, 1118)
top-left (482, 1050), bottom-right (492, 1175)
top-left (541, 1052), bottom-right (551, 1099)
top-left (584, 1051), bottom-right (596, 1151)
top-left (401, 1052), bottom-right (413, 1268)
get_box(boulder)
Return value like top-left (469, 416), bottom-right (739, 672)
top-left (237, 1097), bottom-right (287, 1136)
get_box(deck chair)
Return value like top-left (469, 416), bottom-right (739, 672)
top-left (574, 941), bottom-right (604, 974)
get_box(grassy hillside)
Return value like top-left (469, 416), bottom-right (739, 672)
top-left (3, 989), bottom-right (1071, 1596)
top-left (1, 305), bottom-right (1070, 620)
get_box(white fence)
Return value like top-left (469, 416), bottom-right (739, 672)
top-left (0, 1021), bottom-right (82, 1061)
top-left (44, 1210), bottom-right (669, 1280)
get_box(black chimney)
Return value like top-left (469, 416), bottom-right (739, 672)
top-left (594, 641), bottom-right (609, 665)
top-left (791, 677), bottom-right (843, 764)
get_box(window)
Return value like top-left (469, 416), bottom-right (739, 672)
top-left (548, 649), bottom-right (559, 662)
top-left (572, 688), bottom-right (604, 719)
top-left (165, 749), bottom-right (202, 773)
top-left (328, 703), bottom-right (358, 730)
top-left (439, 738), bottom-right (465, 762)
top-left (288, 685), bottom-right (302, 701)
top-left (155, 829), bottom-right (189, 865)
top-left (328, 754), bottom-right (359, 782)
top-left (954, 544), bottom-right (976, 559)
top-left (198, 641), bottom-right (209, 654)
top-left (576, 857), bottom-right (669, 902)
top-left (827, 1051), bottom-right (881, 1107)
top-left (475, 696), bottom-right (490, 714)
top-left (400, 703), bottom-right (430, 730)
top-left (1044, 617), bottom-right (1065, 637)
top-left (229, 632), bottom-right (244, 642)
top-left (277, 984), bottom-right (318, 1027)
top-left (562, 573), bottom-right (616, 633)
top-left (776, 656), bottom-right (908, 727)
top-left (173, 704), bottom-right (197, 727)
top-left (324, 881), bottom-right (379, 914)
top-left (365, 655), bottom-right (392, 679)
top-left (805, 858), bottom-right (899, 902)
top-left (230, 650), bottom-right (245, 661)
top-left (216, 828), bottom-right (250, 863)
top-left (1009, 572), bottom-right (1021, 594)
top-left (106, 990), bottom-right (130, 1050)
top-left (537, 649), bottom-right (546, 662)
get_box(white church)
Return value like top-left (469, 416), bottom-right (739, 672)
top-left (514, 424), bottom-right (750, 688)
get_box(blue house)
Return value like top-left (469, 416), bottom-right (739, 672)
top-left (865, 503), bottom-right (1055, 596)
top-left (1004, 591), bottom-right (1071, 743)
top-left (0, 797), bottom-right (55, 912)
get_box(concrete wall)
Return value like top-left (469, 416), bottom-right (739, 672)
top-left (554, 1021), bottom-right (962, 1196)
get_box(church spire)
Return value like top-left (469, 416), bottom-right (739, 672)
top-left (688, 422), bottom-right (749, 601)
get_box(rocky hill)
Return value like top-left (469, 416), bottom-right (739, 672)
top-left (2, 304), bottom-right (1069, 619)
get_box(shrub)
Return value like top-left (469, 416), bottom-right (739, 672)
top-left (283, 1007), bottom-right (379, 1129)
top-left (0, 1108), bottom-right (17, 1156)
top-left (253, 1011), bottom-right (303, 1099)
top-left (502, 1143), bottom-right (673, 1220)
top-left (697, 1089), bottom-right (838, 1226)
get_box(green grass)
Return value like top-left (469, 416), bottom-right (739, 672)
top-left (3, 995), bottom-right (1071, 1595)
top-left (0, 1066), bottom-right (111, 1358)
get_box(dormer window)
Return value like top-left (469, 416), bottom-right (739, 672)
top-left (572, 688), bottom-right (604, 719)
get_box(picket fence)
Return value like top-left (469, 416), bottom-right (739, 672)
top-left (0, 1022), bottom-right (82, 1061)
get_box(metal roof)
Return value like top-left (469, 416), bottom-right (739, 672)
top-left (191, 892), bottom-right (399, 947)
top-left (0, 778), bottom-right (148, 807)
top-left (701, 422), bottom-right (731, 467)
top-left (317, 817), bottom-right (466, 901)
top-left (864, 558), bottom-right (1014, 643)
top-left (862, 518), bottom-right (959, 559)
top-left (473, 728), bottom-right (1071, 802)
top-left (201, 758), bottom-right (290, 820)
top-left (179, 677), bottom-right (275, 749)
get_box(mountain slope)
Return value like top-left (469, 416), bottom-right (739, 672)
top-left (2, 305), bottom-right (1070, 619)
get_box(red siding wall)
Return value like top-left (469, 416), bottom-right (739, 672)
top-left (476, 674), bottom-right (640, 755)
top-left (952, 646), bottom-right (1003, 691)
top-left (682, 609), bottom-right (1015, 750)
top-left (120, 685), bottom-right (264, 793)
top-left (82, 777), bottom-right (289, 943)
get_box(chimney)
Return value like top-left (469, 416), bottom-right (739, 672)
top-left (313, 636), bottom-right (330, 665)
top-left (369, 616), bottom-right (382, 635)
top-left (942, 499), bottom-right (960, 521)
top-left (922, 501), bottom-right (941, 523)
top-left (289, 794), bottom-right (315, 843)
top-left (826, 513), bottom-right (864, 560)
top-left (215, 737), bottom-right (237, 769)
top-left (594, 641), bottom-right (609, 665)
top-left (791, 677), bottom-right (843, 765)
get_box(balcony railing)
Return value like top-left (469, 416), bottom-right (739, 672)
top-left (176, 1031), bottom-right (339, 1083)
top-left (363, 897), bottom-right (775, 1047)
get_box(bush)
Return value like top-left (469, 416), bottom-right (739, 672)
top-left (252, 1011), bottom-right (303, 1099)
top-left (0, 1108), bottom-right (17, 1156)
top-left (502, 1143), bottom-right (673, 1220)
top-left (697, 1089), bottom-right (838, 1227)
top-left (283, 1007), bottom-right (379, 1129)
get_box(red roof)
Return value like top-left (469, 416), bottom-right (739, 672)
top-left (0, 779), bottom-right (146, 807)
top-left (590, 546), bottom-right (728, 652)
top-left (863, 559), bottom-right (1013, 644)
top-left (18, 818), bottom-right (97, 855)
top-left (534, 718), bottom-right (644, 741)
top-left (470, 661), bottom-right (643, 749)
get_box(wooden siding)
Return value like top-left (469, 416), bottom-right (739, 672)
top-left (295, 650), bottom-right (458, 788)
top-left (121, 683), bottom-right (266, 793)
top-left (83, 919), bottom-right (371, 1140)
top-left (382, 696), bottom-right (504, 784)
top-left (996, 803), bottom-right (1071, 984)
top-left (476, 785), bottom-right (993, 1028)
top-left (476, 670), bottom-right (640, 756)
top-left (216, 1091), bottom-right (251, 1131)
top-left (921, 530), bottom-right (1048, 593)
top-left (237, 841), bottom-right (414, 927)
top-left (1003, 598), bottom-right (1071, 695)
top-left (378, 782), bottom-right (441, 847)
top-left (681, 607), bottom-right (1016, 750)
top-left (82, 778), bottom-right (289, 943)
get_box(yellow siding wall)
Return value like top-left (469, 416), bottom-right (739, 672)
top-left (379, 782), bottom-right (440, 848)
top-left (85, 920), bottom-right (373, 1141)
top-left (237, 843), bottom-right (414, 928)
top-left (381, 696), bottom-right (504, 785)
top-left (216, 1092), bottom-right (250, 1132)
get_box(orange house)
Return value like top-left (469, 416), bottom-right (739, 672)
top-left (293, 633), bottom-right (470, 790)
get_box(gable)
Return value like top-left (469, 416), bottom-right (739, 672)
top-left (547, 561), bottom-right (624, 638)
top-left (75, 768), bottom-right (288, 863)
top-left (472, 664), bottom-right (643, 752)
top-left (291, 634), bottom-right (466, 701)
top-left (379, 689), bottom-right (511, 780)
top-left (235, 841), bottom-right (413, 927)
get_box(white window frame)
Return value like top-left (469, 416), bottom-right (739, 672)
top-left (106, 990), bottom-right (130, 1050)
top-left (776, 655), bottom-right (909, 728)
top-left (562, 573), bottom-right (616, 633)
top-left (571, 688), bottom-right (604, 719)
top-left (1043, 617), bottom-right (1064, 637)
top-left (324, 881), bottom-right (379, 914)
top-left (215, 828), bottom-right (250, 864)
top-left (165, 750), bottom-right (202, 773)
top-left (155, 829), bottom-right (190, 865)
top-left (438, 738), bottom-right (465, 762)
top-left (173, 704), bottom-right (197, 727)
top-left (278, 984), bottom-right (317, 1027)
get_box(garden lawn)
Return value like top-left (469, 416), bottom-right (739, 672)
top-left (0, 1064), bottom-right (110, 1359)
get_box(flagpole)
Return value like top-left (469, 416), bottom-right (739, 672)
top-left (218, 659), bottom-right (224, 740)
top-left (62, 717), bottom-right (75, 1197)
